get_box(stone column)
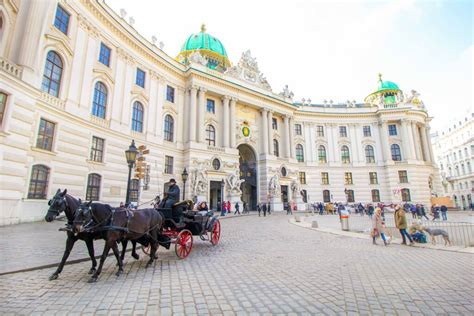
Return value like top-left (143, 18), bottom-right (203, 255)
top-left (197, 87), bottom-right (207, 143)
top-left (372, 122), bottom-right (383, 163)
top-left (289, 117), bottom-right (295, 158)
top-left (261, 108), bottom-right (269, 154)
top-left (400, 119), bottom-right (411, 160)
top-left (425, 125), bottom-right (435, 163)
top-left (283, 115), bottom-right (291, 158)
top-left (230, 98), bottom-right (237, 148)
top-left (405, 120), bottom-right (416, 160)
top-left (177, 87), bottom-right (185, 143)
top-left (420, 124), bottom-right (431, 163)
top-left (305, 123), bottom-right (314, 162)
top-left (326, 124), bottom-right (335, 163)
top-left (331, 124), bottom-right (339, 162)
top-left (222, 96), bottom-right (230, 147)
top-left (189, 87), bottom-right (198, 142)
top-left (349, 125), bottom-right (359, 163)
top-left (380, 122), bottom-right (391, 162)
top-left (267, 111), bottom-right (274, 154)
top-left (412, 122), bottom-right (422, 160)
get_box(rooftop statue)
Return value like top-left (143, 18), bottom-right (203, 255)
top-left (279, 85), bottom-right (294, 100)
top-left (188, 51), bottom-right (208, 67)
top-left (224, 50), bottom-right (272, 91)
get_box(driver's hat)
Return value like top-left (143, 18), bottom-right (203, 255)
top-left (169, 178), bottom-right (176, 183)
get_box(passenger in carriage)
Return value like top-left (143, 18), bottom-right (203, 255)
top-left (197, 201), bottom-right (209, 215)
top-left (159, 179), bottom-right (180, 209)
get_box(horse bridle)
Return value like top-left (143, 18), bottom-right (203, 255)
top-left (47, 195), bottom-right (69, 217)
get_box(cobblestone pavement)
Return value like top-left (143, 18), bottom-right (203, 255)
top-left (0, 214), bottom-right (473, 315)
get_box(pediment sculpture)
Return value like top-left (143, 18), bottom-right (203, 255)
top-left (188, 51), bottom-right (208, 67)
top-left (226, 169), bottom-right (245, 194)
top-left (279, 85), bottom-right (294, 100)
top-left (191, 165), bottom-right (208, 196)
top-left (224, 50), bottom-right (272, 91)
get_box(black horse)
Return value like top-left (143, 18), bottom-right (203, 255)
top-left (74, 202), bottom-right (164, 282)
top-left (44, 189), bottom-right (139, 280)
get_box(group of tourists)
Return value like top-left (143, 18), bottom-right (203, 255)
top-left (217, 201), bottom-right (250, 216)
top-left (404, 203), bottom-right (448, 221)
top-left (256, 202), bottom-right (272, 217)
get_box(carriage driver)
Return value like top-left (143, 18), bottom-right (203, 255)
top-left (159, 178), bottom-right (180, 209)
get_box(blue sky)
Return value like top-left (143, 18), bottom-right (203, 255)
top-left (106, 0), bottom-right (472, 131)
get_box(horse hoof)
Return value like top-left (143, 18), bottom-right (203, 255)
top-left (132, 253), bottom-right (140, 260)
top-left (49, 274), bottom-right (58, 281)
top-left (88, 277), bottom-right (98, 283)
top-left (115, 271), bottom-right (122, 277)
top-left (88, 268), bottom-right (96, 275)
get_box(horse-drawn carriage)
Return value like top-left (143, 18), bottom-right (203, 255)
top-left (144, 198), bottom-right (221, 259)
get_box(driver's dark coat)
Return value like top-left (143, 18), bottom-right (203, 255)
top-left (164, 184), bottom-right (180, 208)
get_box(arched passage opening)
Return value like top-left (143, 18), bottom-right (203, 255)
top-left (238, 144), bottom-right (257, 210)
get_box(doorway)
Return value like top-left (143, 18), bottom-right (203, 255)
top-left (238, 144), bottom-right (257, 210)
top-left (209, 181), bottom-right (222, 211)
top-left (281, 185), bottom-right (288, 204)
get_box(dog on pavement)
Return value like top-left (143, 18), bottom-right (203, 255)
top-left (421, 226), bottom-right (451, 246)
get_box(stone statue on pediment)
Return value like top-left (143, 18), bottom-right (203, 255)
top-left (405, 89), bottom-right (421, 104)
top-left (189, 51), bottom-right (208, 66)
top-left (224, 50), bottom-right (272, 91)
top-left (279, 85), bottom-right (294, 99)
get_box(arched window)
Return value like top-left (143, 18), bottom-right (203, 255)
top-left (401, 188), bottom-right (411, 202)
top-left (42, 51), bottom-right (63, 97)
top-left (85, 173), bottom-right (101, 201)
top-left (365, 145), bottom-right (375, 163)
top-left (163, 115), bottom-right (174, 142)
top-left (273, 139), bottom-right (279, 157)
top-left (131, 101), bottom-right (144, 132)
top-left (391, 144), bottom-right (402, 161)
top-left (371, 189), bottom-right (380, 202)
top-left (206, 125), bottom-right (216, 146)
top-left (323, 190), bottom-right (331, 203)
top-left (296, 144), bottom-right (304, 162)
top-left (28, 165), bottom-right (50, 199)
top-left (318, 145), bottom-right (327, 163)
top-left (341, 145), bottom-right (350, 163)
top-left (92, 82), bottom-right (107, 119)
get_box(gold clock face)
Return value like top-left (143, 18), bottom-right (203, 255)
top-left (242, 126), bottom-right (250, 137)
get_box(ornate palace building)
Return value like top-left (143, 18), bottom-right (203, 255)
top-left (0, 0), bottom-right (441, 225)
top-left (431, 113), bottom-right (474, 210)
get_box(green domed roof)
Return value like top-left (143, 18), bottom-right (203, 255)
top-left (177, 25), bottom-right (231, 70)
top-left (180, 26), bottom-right (228, 57)
top-left (364, 74), bottom-right (401, 105)
top-left (377, 80), bottom-right (399, 92)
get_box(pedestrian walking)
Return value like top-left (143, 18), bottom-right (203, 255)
top-left (441, 204), bottom-right (448, 221)
top-left (226, 201), bottom-right (231, 215)
top-left (372, 207), bottom-right (388, 246)
top-left (285, 202), bottom-right (292, 215)
top-left (394, 205), bottom-right (413, 246)
top-left (318, 202), bottom-right (324, 215)
top-left (420, 204), bottom-right (429, 220)
top-left (262, 203), bottom-right (267, 217)
top-left (257, 203), bottom-right (261, 216)
top-left (243, 201), bottom-right (248, 214)
top-left (267, 202), bottom-right (271, 215)
top-left (368, 204), bottom-right (374, 219)
top-left (410, 204), bottom-right (417, 219)
top-left (234, 202), bottom-right (240, 215)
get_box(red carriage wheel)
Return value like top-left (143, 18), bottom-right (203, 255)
top-left (175, 230), bottom-right (193, 259)
top-left (210, 219), bottom-right (221, 245)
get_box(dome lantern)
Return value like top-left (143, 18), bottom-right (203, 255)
top-left (364, 73), bottom-right (402, 106)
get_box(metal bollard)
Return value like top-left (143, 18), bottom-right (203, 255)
top-left (341, 215), bottom-right (349, 231)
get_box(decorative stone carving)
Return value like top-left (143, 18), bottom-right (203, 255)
top-left (151, 35), bottom-right (157, 45)
top-left (280, 85), bottom-right (294, 100)
top-left (224, 50), bottom-right (272, 91)
top-left (226, 169), bottom-right (245, 194)
top-left (188, 51), bottom-right (208, 67)
top-left (290, 179), bottom-right (301, 196)
top-left (191, 165), bottom-right (208, 196)
top-left (268, 174), bottom-right (281, 197)
top-left (120, 9), bottom-right (127, 19)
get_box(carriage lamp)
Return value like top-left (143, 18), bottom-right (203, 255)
top-left (125, 140), bottom-right (138, 206)
top-left (181, 168), bottom-right (188, 200)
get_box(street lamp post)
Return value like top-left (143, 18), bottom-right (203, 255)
top-left (220, 179), bottom-right (225, 205)
top-left (181, 168), bottom-right (188, 200)
top-left (124, 140), bottom-right (138, 207)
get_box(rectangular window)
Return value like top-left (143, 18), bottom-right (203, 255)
top-left (54, 5), bottom-right (70, 35)
top-left (299, 172), bottom-right (306, 184)
top-left (316, 125), bottom-right (324, 137)
top-left (90, 136), bottom-right (105, 162)
top-left (323, 190), bottom-right (331, 203)
top-left (164, 156), bottom-right (174, 174)
top-left (371, 189), bottom-right (380, 202)
top-left (99, 43), bottom-right (111, 67)
top-left (321, 172), bottom-right (329, 185)
top-left (166, 85), bottom-right (175, 103)
top-left (136, 68), bottom-right (145, 88)
top-left (401, 188), bottom-right (411, 202)
top-left (369, 172), bottom-right (378, 184)
top-left (272, 118), bottom-right (278, 130)
top-left (339, 126), bottom-right (347, 137)
top-left (344, 172), bottom-right (353, 185)
top-left (363, 126), bottom-right (371, 137)
top-left (0, 92), bottom-right (7, 125)
top-left (398, 170), bottom-right (408, 183)
top-left (388, 124), bottom-right (397, 136)
top-left (36, 118), bottom-right (55, 151)
top-left (295, 124), bottom-right (302, 135)
top-left (206, 99), bottom-right (215, 113)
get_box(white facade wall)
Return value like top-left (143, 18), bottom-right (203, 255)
top-left (0, 0), bottom-right (441, 225)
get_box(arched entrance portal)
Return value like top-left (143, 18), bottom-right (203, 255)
top-left (238, 144), bottom-right (257, 210)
